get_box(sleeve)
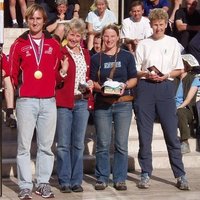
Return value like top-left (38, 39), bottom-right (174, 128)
top-left (192, 77), bottom-right (200, 87)
top-left (90, 54), bottom-right (100, 82)
top-left (171, 39), bottom-right (184, 70)
top-left (126, 52), bottom-right (137, 79)
top-left (9, 41), bottom-right (22, 87)
top-left (135, 43), bottom-right (144, 71)
top-left (120, 19), bottom-right (130, 39)
top-left (85, 11), bottom-right (93, 24)
top-left (161, 0), bottom-right (170, 7)
top-left (2, 54), bottom-right (10, 77)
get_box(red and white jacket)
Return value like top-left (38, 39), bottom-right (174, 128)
top-left (9, 30), bottom-right (63, 98)
top-left (2, 53), bottom-right (10, 77)
top-left (55, 46), bottom-right (91, 109)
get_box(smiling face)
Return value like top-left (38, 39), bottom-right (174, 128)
top-left (96, 0), bottom-right (107, 15)
top-left (130, 5), bottom-right (144, 22)
top-left (27, 10), bottom-right (44, 37)
top-left (102, 28), bottom-right (119, 51)
top-left (57, 3), bottom-right (68, 15)
top-left (66, 29), bottom-right (82, 49)
top-left (151, 19), bottom-right (167, 40)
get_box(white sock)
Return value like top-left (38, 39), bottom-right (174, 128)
top-left (12, 19), bottom-right (17, 24)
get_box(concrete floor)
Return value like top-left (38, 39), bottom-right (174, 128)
top-left (1, 168), bottom-right (200, 200)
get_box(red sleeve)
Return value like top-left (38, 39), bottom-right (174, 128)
top-left (2, 53), bottom-right (10, 77)
top-left (9, 41), bottom-right (22, 87)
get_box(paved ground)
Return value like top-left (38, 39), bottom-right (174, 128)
top-left (1, 168), bottom-right (200, 200)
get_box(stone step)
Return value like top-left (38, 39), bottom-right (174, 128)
top-left (3, 28), bottom-right (28, 55)
top-left (3, 135), bottom-right (199, 158)
top-left (2, 151), bottom-right (200, 177)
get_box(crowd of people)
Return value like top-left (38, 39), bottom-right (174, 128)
top-left (1, 0), bottom-right (200, 199)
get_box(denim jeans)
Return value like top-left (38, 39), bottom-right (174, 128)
top-left (16, 97), bottom-right (57, 190)
top-left (56, 99), bottom-right (89, 187)
top-left (94, 101), bottom-right (132, 184)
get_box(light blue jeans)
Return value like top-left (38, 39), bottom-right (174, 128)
top-left (16, 97), bottom-right (57, 190)
top-left (56, 99), bottom-right (89, 187)
top-left (94, 101), bottom-right (133, 184)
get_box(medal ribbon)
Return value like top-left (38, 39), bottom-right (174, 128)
top-left (28, 34), bottom-right (44, 66)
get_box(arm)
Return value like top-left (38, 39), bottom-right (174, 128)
top-left (3, 76), bottom-right (14, 109)
top-left (178, 86), bottom-right (198, 109)
top-left (46, 20), bottom-right (60, 33)
top-left (73, 4), bottom-right (80, 18)
top-left (169, 0), bottom-right (182, 23)
top-left (87, 23), bottom-right (96, 50)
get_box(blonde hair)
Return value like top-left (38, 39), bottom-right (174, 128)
top-left (148, 8), bottom-right (169, 24)
top-left (64, 18), bottom-right (87, 38)
top-left (25, 4), bottom-right (47, 25)
top-left (94, 0), bottom-right (109, 7)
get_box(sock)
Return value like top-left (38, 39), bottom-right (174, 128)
top-left (12, 19), bottom-right (17, 24)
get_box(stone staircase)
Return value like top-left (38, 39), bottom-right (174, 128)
top-left (2, 28), bottom-right (200, 177)
top-left (2, 111), bottom-right (200, 177)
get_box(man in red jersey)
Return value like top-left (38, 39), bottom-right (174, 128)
top-left (9, 4), bottom-right (68, 199)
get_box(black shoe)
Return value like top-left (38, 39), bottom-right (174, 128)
top-left (6, 114), bottom-right (17, 128)
top-left (60, 185), bottom-right (71, 193)
top-left (95, 181), bottom-right (108, 190)
top-left (114, 182), bottom-right (127, 190)
top-left (71, 185), bottom-right (83, 192)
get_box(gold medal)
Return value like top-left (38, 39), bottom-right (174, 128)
top-left (34, 70), bottom-right (43, 79)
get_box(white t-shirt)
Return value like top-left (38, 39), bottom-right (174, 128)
top-left (120, 16), bottom-right (152, 40)
top-left (135, 35), bottom-right (184, 76)
top-left (85, 9), bottom-right (117, 32)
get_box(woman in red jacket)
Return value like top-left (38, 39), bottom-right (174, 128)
top-left (55, 18), bottom-right (93, 193)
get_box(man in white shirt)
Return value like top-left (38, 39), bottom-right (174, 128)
top-left (120, 0), bottom-right (152, 53)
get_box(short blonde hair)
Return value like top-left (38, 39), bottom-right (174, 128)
top-left (148, 8), bottom-right (169, 24)
top-left (65, 18), bottom-right (87, 38)
top-left (94, 0), bottom-right (109, 7)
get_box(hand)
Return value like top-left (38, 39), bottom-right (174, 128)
top-left (58, 13), bottom-right (65, 21)
top-left (2, 69), bottom-right (6, 77)
top-left (60, 56), bottom-right (69, 74)
top-left (87, 80), bottom-right (94, 92)
top-left (119, 83), bottom-right (126, 96)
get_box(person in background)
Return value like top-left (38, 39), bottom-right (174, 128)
top-left (9, 0), bottom-right (27, 28)
top-left (9, 4), bottom-right (68, 199)
top-left (85, 0), bottom-right (117, 50)
top-left (55, 18), bottom-right (93, 193)
top-left (175, 60), bottom-right (200, 154)
top-left (89, 32), bottom-right (102, 56)
top-left (188, 32), bottom-right (200, 65)
top-left (143, 0), bottom-right (169, 17)
top-left (134, 8), bottom-right (189, 190)
top-left (173, 0), bottom-right (200, 52)
top-left (120, 0), bottom-right (152, 54)
top-left (35, 0), bottom-right (80, 23)
top-left (90, 24), bottom-right (137, 191)
top-left (46, 0), bottom-right (74, 42)
top-left (168, 0), bottom-right (182, 28)
top-left (1, 53), bottom-right (16, 128)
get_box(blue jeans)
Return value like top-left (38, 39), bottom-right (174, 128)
top-left (16, 98), bottom-right (57, 190)
top-left (94, 101), bottom-right (132, 183)
top-left (56, 100), bottom-right (89, 187)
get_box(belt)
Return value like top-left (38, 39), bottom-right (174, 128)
top-left (98, 95), bottom-right (134, 104)
top-left (141, 79), bottom-right (162, 83)
top-left (74, 94), bottom-right (89, 100)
